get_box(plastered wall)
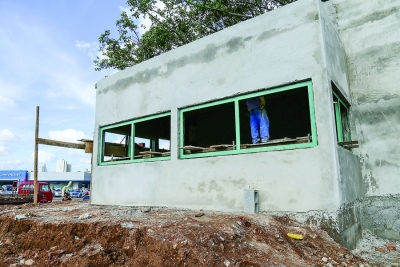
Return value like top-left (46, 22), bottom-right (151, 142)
top-left (92, 0), bottom-right (349, 213)
top-left (331, 0), bottom-right (400, 196)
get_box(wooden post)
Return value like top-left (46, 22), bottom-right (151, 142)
top-left (33, 106), bottom-right (39, 204)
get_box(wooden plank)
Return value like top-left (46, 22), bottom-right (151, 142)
top-left (201, 147), bottom-right (217, 153)
top-left (162, 152), bottom-right (171, 157)
top-left (209, 144), bottom-right (234, 149)
top-left (37, 138), bottom-right (85, 150)
top-left (179, 146), bottom-right (205, 151)
top-left (104, 143), bottom-right (127, 157)
top-left (338, 141), bottom-right (359, 145)
top-left (111, 157), bottom-right (130, 162)
top-left (338, 141), bottom-right (359, 150)
top-left (241, 138), bottom-right (296, 148)
top-left (85, 142), bottom-right (93, 153)
top-left (139, 151), bottom-right (163, 155)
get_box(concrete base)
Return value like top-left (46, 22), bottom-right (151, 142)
top-left (362, 195), bottom-right (400, 241)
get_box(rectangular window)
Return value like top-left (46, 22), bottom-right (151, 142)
top-left (99, 112), bottom-right (171, 165)
top-left (332, 83), bottom-right (351, 142)
top-left (331, 83), bottom-right (357, 150)
top-left (179, 81), bottom-right (317, 159)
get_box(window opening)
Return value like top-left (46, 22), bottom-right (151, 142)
top-left (134, 115), bottom-right (171, 158)
top-left (332, 82), bottom-right (358, 150)
top-left (99, 113), bottom-right (171, 165)
top-left (238, 86), bottom-right (311, 147)
top-left (101, 124), bottom-right (132, 163)
top-left (179, 81), bottom-right (316, 158)
top-left (40, 184), bottom-right (50, 192)
top-left (183, 102), bottom-right (236, 152)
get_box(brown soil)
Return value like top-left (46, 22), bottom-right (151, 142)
top-left (0, 202), bottom-right (383, 267)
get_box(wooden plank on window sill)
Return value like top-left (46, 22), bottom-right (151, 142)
top-left (209, 144), bottom-right (234, 149)
top-left (179, 146), bottom-right (205, 150)
top-left (338, 141), bottom-right (358, 145)
top-left (338, 141), bottom-right (359, 150)
top-left (241, 138), bottom-right (296, 148)
top-left (139, 151), bottom-right (163, 155)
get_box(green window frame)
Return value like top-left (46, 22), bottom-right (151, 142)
top-left (99, 112), bottom-right (171, 165)
top-left (179, 81), bottom-right (317, 159)
top-left (332, 91), bottom-right (351, 142)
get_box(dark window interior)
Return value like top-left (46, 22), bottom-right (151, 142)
top-left (239, 86), bottom-right (311, 144)
top-left (183, 102), bottom-right (236, 147)
top-left (182, 87), bottom-right (311, 150)
top-left (135, 116), bottom-right (171, 152)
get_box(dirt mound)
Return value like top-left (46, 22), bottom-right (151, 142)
top-left (0, 202), bottom-right (381, 267)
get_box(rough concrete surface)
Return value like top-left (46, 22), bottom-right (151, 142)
top-left (0, 202), bottom-right (387, 267)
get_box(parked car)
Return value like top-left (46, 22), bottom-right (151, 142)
top-left (0, 184), bottom-right (16, 195)
top-left (70, 189), bottom-right (83, 198)
top-left (52, 188), bottom-right (62, 197)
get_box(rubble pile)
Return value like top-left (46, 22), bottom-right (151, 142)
top-left (0, 202), bottom-right (387, 267)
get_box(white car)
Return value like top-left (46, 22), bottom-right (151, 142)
top-left (52, 188), bottom-right (62, 197)
top-left (0, 185), bottom-right (16, 195)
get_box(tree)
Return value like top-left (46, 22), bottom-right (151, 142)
top-left (95, 0), bottom-right (296, 71)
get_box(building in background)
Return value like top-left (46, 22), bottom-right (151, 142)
top-left (0, 170), bottom-right (28, 186)
top-left (56, 159), bottom-right (72, 172)
top-left (0, 169), bottom-right (90, 191)
top-left (27, 171), bottom-right (91, 191)
top-left (38, 164), bottom-right (47, 172)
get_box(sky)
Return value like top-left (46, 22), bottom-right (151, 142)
top-left (0, 0), bottom-right (133, 172)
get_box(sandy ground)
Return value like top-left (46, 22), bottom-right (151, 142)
top-left (0, 201), bottom-right (396, 267)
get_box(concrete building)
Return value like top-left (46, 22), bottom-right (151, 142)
top-left (27, 171), bottom-right (91, 190)
top-left (56, 159), bottom-right (71, 172)
top-left (0, 170), bottom-right (28, 186)
top-left (38, 164), bottom-right (47, 172)
top-left (91, 0), bottom-right (400, 249)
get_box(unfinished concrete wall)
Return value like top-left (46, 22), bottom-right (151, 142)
top-left (330, 0), bottom-right (400, 243)
top-left (92, 0), bottom-right (345, 213)
top-left (318, 1), bottom-right (364, 249)
top-left (332, 0), bottom-right (400, 196)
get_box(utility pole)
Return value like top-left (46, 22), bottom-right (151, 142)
top-left (33, 106), bottom-right (39, 204)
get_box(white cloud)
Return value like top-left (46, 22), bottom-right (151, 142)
top-left (0, 95), bottom-right (16, 109)
top-left (5, 159), bottom-right (22, 166)
top-left (0, 129), bottom-right (19, 143)
top-left (75, 40), bottom-right (92, 50)
top-left (48, 129), bottom-right (89, 143)
top-left (0, 130), bottom-right (19, 156)
top-left (0, 159), bottom-right (22, 169)
top-left (32, 150), bottom-right (56, 164)
top-left (75, 40), bottom-right (99, 61)
top-left (0, 145), bottom-right (10, 155)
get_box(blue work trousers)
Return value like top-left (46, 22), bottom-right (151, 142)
top-left (249, 108), bottom-right (270, 144)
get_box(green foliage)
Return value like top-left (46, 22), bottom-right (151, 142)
top-left (94, 0), bottom-right (296, 71)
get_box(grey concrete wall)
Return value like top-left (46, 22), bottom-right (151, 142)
top-left (92, 0), bottom-right (345, 213)
top-left (362, 195), bottom-right (400, 241)
top-left (337, 147), bottom-right (366, 204)
top-left (318, 0), bottom-right (350, 99)
top-left (331, 0), bottom-right (400, 196)
top-left (336, 147), bottom-right (365, 248)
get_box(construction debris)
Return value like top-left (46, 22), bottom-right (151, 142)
top-left (0, 202), bottom-right (389, 266)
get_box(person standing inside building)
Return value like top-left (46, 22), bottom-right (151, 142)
top-left (246, 96), bottom-right (270, 144)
